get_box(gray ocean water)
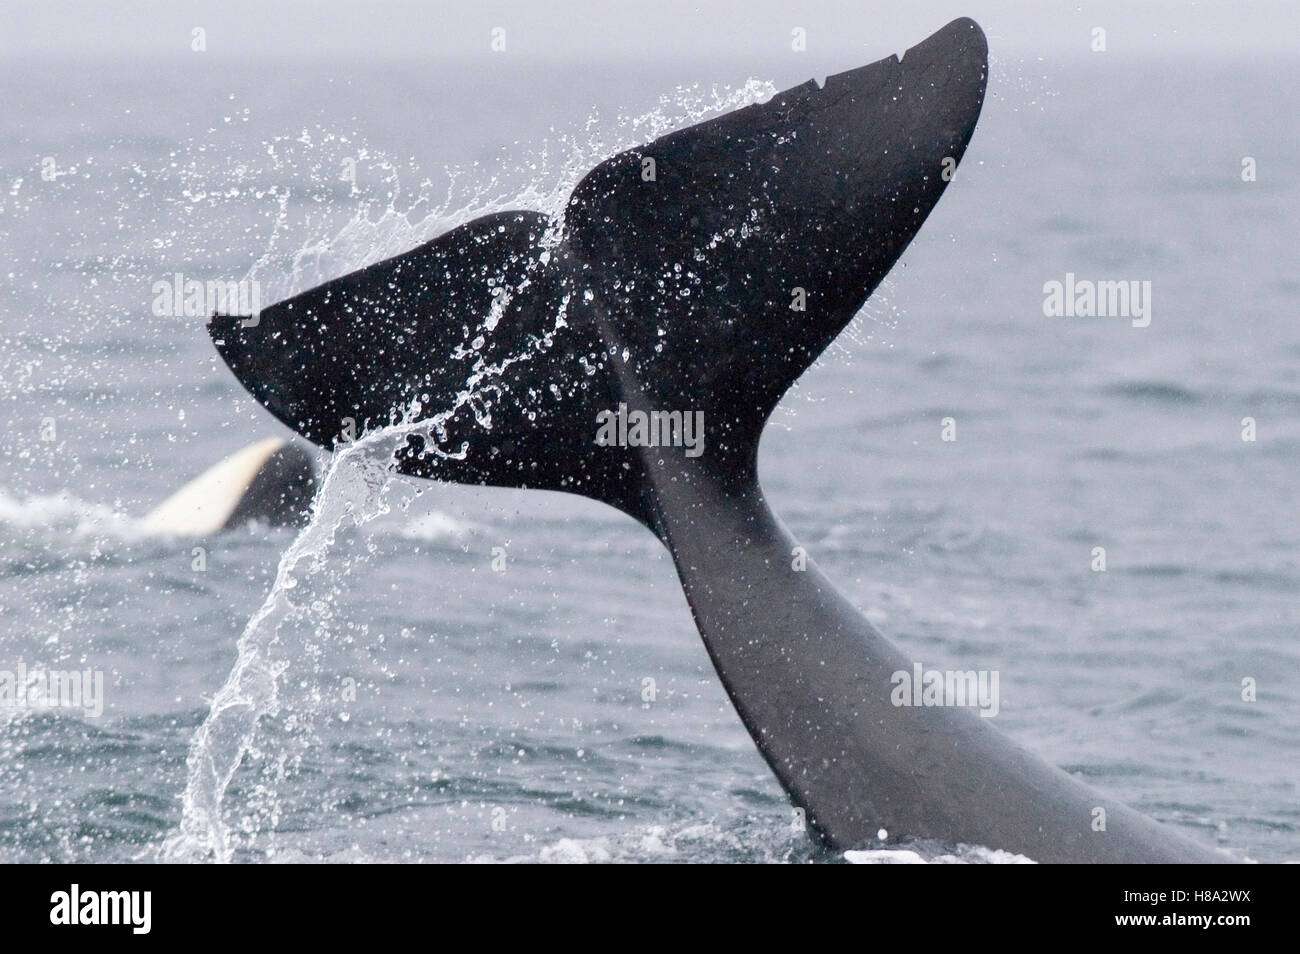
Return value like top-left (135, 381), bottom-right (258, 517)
top-left (0, 50), bottom-right (1297, 863)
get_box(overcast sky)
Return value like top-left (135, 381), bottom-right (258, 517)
top-left (3, 0), bottom-right (1298, 61)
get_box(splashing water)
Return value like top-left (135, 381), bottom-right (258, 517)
top-left (155, 79), bottom-right (776, 863)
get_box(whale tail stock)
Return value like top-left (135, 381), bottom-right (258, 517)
top-left (207, 20), bottom-right (1228, 861)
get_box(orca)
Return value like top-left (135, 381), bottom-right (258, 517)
top-left (141, 437), bottom-right (316, 536)
top-left (207, 19), bottom-right (1232, 862)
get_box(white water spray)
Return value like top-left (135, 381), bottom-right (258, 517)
top-left (158, 79), bottom-right (776, 862)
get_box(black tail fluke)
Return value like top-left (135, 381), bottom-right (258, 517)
top-left (210, 19), bottom-right (988, 527)
top-left (211, 210), bottom-right (552, 452)
top-left (561, 17), bottom-right (987, 484)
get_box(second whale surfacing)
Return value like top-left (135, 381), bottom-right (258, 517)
top-left (209, 19), bottom-right (1231, 862)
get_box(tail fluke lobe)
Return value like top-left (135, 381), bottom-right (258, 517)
top-left (209, 211), bottom-right (632, 506)
top-left (559, 17), bottom-right (987, 482)
top-left (209, 210), bottom-right (553, 449)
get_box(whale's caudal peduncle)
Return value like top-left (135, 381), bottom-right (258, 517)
top-left (646, 460), bottom-right (1227, 862)
top-left (209, 19), bottom-right (1233, 862)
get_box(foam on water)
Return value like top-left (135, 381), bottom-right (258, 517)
top-left (0, 488), bottom-right (149, 544)
top-left (844, 845), bottom-right (1036, 864)
top-left (395, 509), bottom-right (474, 543)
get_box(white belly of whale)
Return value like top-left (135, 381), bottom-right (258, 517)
top-left (141, 437), bottom-right (287, 537)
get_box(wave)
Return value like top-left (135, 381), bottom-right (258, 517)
top-left (1100, 380), bottom-right (1203, 404)
top-left (392, 509), bottom-right (474, 542)
top-left (0, 488), bottom-right (151, 544)
top-left (845, 844), bottom-right (1036, 864)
